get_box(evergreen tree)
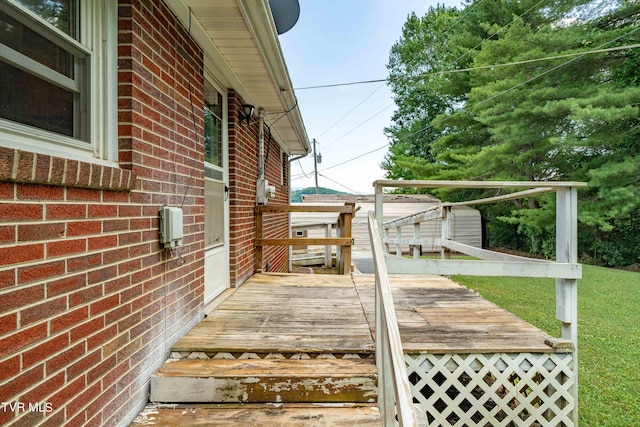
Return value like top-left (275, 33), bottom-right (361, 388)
top-left (384, 0), bottom-right (640, 266)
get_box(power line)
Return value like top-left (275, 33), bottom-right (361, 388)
top-left (322, 102), bottom-right (394, 150)
top-left (292, 43), bottom-right (640, 91)
top-left (395, 25), bottom-right (640, 146)
top-left (319, 143), bottom-right (389, 173)
top-left (307, 25), bottom-right (640, 176)
top-left (317, 173), bottom-right (362, 194)
top-left (314, 0), bottom-right (479, 146)
top-left (316, 84), bottom-right (387, 140)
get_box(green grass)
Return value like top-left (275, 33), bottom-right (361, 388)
top-left (453, 265), bottom-right (640, 426)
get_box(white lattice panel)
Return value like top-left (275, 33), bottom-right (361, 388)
top-left (405, 353), bottom-right (575, 426)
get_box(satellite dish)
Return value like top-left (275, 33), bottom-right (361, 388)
top-left (269, 0), bottom-right (300, 35)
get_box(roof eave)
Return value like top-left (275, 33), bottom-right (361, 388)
top-left (165, 0), bottom-right (310, 156)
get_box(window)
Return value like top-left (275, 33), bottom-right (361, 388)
top-left (204, 87), bottom-right (223, 168)
top-left (0, 0), bottom-right (116, 162)
top-left (204, 81), bottom-right (226, 249)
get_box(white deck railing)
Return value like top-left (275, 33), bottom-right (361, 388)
top-left (373, 179), bottom-right (585, 426)
top-left (368, 211), bottom-right (418, 426)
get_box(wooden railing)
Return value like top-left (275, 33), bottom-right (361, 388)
top-left (373, 179), bottom-right (586, 426)
top-left (255, 203), bottom-right (356, 274)
top-left (368, 211), bottom-right (418, 426)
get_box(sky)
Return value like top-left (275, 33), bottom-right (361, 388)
top-left (279, 0), bottom-right (461, 194)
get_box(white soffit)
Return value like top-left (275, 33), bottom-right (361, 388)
top-left (167, 0), bottom-right (310, 155)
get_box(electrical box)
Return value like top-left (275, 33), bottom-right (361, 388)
top-left (159, 205), bottom-right (183, 248)
top-left (256, 178), bottom-right (276, 204)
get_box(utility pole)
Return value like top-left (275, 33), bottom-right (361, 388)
top-left (312, 138), bottom-right (319, 194)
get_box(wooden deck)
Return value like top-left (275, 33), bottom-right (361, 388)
top-left (172, 272), bottom-right (557, 357)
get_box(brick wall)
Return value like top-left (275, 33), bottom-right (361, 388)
top-left (228, 92), bottom-right (290, 285)
top-left (0, 1), bottom-right (205, 426)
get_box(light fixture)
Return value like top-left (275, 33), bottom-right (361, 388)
top-left (239, 104), bottom-right (255, 126)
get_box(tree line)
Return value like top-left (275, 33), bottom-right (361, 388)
top-left (383, 0), bottom-right (639, 267)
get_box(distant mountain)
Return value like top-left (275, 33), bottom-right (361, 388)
top-left (290, 187), bottom-right (349, 203)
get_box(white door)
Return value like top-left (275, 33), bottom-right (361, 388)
top-left (203, 81), bottom-right (229, 304)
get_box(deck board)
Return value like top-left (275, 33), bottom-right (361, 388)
top-left (172, 273), bottom-right (555, 355)
top-left (131, 403), bottom-right (382, 426)
top-left (353, 275), bottom-right (554, 353)
top-left (172, 273), bottom-right (375, 354)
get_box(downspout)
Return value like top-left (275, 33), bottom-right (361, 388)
top-left (258, 107), bottom-right (266, 181)
top-left (256, 108), bottom-right (270, 206)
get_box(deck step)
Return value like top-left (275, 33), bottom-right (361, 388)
top-left (131, 403), bottom-right (382, 426)
top-left (150, 358), bottom-right (378, 404)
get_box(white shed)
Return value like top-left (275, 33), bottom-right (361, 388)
top-left (294, 194), bottom-right (482, 254)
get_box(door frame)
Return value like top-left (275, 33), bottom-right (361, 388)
top-left (203, 73), bottom-right (229, 305)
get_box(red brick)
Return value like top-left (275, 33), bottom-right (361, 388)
top-left (47, 274), bottom-right (87, 297)
top-left (67, 187), bottom-right (102, 202)
top-left (77, 162), bottom-right (91, 187)
top-left (0, 363), bottom-right (43, 401)
top-left (0, 268), bottom-right (15, 289)
top-left (0, 323), bottom-right (48, 360)
top-left (69, 284), bottom-right (104, 307)
top-left (18, 260), bottom-right (65, 284)
top-left (0, 225), bottom-right (15, 243)
top-left (116, 336), bottom-right (141, 364)
top-left (49, 375), bottom-right (86, 408)
top-left (88, 204), bottom-right (118, 218)
top-left (34, 153), bottom-right (51, 182)
top-left (0, 243), bottom-right (44, 267)
top-left (117, 311), bottom-right (141, 334)
top-left (104, 276), bottom-right (130, 294)
top-left (90, 165), bottom-right (102, 187)
top-left (103, 219), bottom-right (128, 232)
top-left (103, 247), bottom-right (129, 265)
top-left (67, 348), bottom-right (102, 380)
top-left (50, 156), bottom-right (65, 185)
top-left (103, 333), bottom-right (129, 358)
top-left (5, 411), bottom-right (42, 427)
top-left (85, 383), bottom-right (115, 425)
top-left (0, 312), bottom-right (17, 335)
top-left (0, 203), bottom-right (43, 221)
top-left (20, 296), bottom-right (68, 327)
top-left (118, 205), bottom-right (140, 217)
top-left (88, 234), bottom-right (118, 251)
top-left (23, 333), bottom-right (69, 368)
top-left (70, 317), bottom-right (104, 343)
top-left (90, 294), bottom-right (120, 316)
top-left (102, 189), bottom-right (130, 203)
top-left (67, 411), bottom-right (88, 427)
top-left (65, 159), bottom-right (79, 185)
top-left (0, 284), bottom-right (45, 312)
top-left (66, 381), bottom-right (101, 419)
top-left (47, 238), bottom-right (87, 258)
top-left (46, 341), bottom-right (85, 375)
top-left (17, 183), bottom-right (64, 201)
top-left (0, 355), bottom-right (20, 382)
top-left (17, 223), bottom-right (65, 242)
top-left (50, 306), bottom-right (89, 334)
top-left (87, 265), bottom-right (117, 285)
top-left (0, 179), bottom-right (13, 197)
top-left (118, 258), bottom-right (141, 276)
top-left (66, 252), bottom-right (102, 273)
top-left (67, 220), bottom-right (102, 237)
top-left (34, 407), bottom-right (65, 427)
top-left (87, 324), bottom-right (117, 351)
top-left (46, 204), bottom-right (86, 219)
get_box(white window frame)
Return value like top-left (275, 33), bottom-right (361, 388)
top-left (0, 0), bottom-right (118, 165)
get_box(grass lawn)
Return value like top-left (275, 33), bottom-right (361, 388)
top-left (453, 265), bottom-right (640, 426)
